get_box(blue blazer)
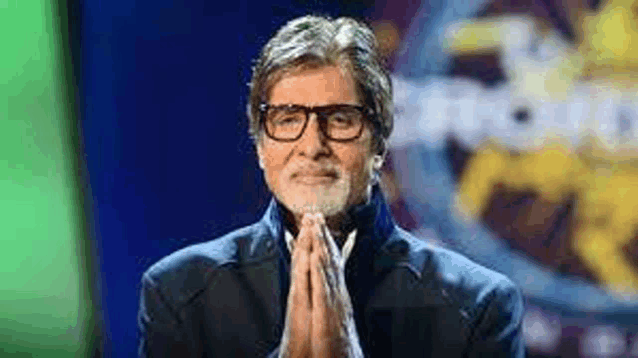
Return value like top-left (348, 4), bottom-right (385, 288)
top-left (138, 186), bottom-right (525, 357)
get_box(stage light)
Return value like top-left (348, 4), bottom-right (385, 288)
top-left (522, 308), bottom-right (561, 354)
top-left (580, 325), bottom-right (626, 356)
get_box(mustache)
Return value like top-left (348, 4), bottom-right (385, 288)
top-left (287, 162), bottom-right (341, 178)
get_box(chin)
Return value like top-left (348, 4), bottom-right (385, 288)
top-left (278, 179), bottom-right (351, 217)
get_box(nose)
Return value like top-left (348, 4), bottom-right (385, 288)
top-left (297, 113), bottom-right (330, 158)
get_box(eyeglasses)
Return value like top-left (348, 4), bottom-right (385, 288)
top-left (259, 103), bottom-right (374, 142)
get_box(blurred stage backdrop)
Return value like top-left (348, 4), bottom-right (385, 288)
top-left (8, 0), bottom-right (638, 356)
top-left (385, 0), bottom-right (638, 356)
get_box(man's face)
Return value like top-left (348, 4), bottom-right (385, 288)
top-left (257, 65), bottom-right (377, 218)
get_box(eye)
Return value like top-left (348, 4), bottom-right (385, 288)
top-left (276, 116), bottom-right (303, 125)
top-left (328, 111), bottom-right (357, 127)
top-left (269, 110), bottom-right (305, 126)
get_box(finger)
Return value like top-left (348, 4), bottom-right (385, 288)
top-left (309, 214), bottom-right (328, 258)
top-left (311, 219), bottom-right (347, 301)
top-left (312, 248), bottom-right (341, 306)
top-left (314, 214), bottom-right (342, 269)
top-left (309, 251), bottom-right (322, 303)
top-left (295, 213), bottom-right (315, 253)
top-left (316, 214), bottom-right (339, 256)
top-left (310, 251), bottom-right (337, 356)
top-left (310, 250), bottom-right (331, 312)
top-left (308, 219), bottom-right (340, 300)
top-left (312, 218), bottom-right (352, 316)
top-left (290, 245), bottom-right (312, 310)
top-left (289, 214), bottom-right (317, 311)
top-left (310, 222), bottom-right (328, 264)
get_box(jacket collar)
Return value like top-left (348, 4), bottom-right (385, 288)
top-left (261, 184), bottom-right (396, 261)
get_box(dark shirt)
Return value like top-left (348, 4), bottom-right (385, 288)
top-left (138, 185), bottom-right (526, 357)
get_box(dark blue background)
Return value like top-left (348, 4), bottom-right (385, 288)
top-left (81, 1), bottom-right (374, 355)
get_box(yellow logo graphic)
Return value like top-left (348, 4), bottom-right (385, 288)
top-left (445, 1), bottom-right (638, 298)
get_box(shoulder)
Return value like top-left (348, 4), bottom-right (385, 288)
top-left (141, 221), bottom-right (275, 309)
top-left (395, 229), bottom-right (525, 354)
top-left (395, 227), bottom-right (522, 315)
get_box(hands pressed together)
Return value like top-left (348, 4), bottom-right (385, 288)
top-left (279, 213), bottom-right (363, 358)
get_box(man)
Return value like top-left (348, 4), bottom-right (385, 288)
top-left (138, 15), bottom-right (525, 357)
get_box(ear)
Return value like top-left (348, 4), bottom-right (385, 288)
top-left (373, 140), bottom-right (387, 170)
top-left (372, 154), bottom-right (384, 170)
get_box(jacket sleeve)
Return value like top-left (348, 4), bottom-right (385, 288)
top-left (464, 280), bottom-right (526, 358)
top-left (138, 272), bottom-right (193, 358)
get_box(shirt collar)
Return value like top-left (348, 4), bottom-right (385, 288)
top-left (284, 228), bottom-right (358, 264)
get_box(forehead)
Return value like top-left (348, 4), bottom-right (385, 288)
top-left (268, 65), bottom-right (359, 106)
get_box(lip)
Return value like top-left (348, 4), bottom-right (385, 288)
top-left (292, 172), bottom-right (337, 185)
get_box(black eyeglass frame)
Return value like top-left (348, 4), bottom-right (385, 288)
top-left (258, 103), bottom-right (376, 142)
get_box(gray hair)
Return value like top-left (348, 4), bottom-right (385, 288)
top-left (246, 15), bottom-right (393, 155)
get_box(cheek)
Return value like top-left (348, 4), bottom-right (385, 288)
top-left (342, 149), bottom-right (374, 181)
top-left (336, 136), bottom-right (375, 177)
top-left (262, 152), bottom-right (284, 170)
top-left (259, 145), bottom-right (292, 184)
